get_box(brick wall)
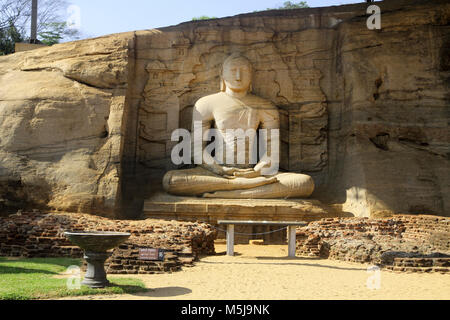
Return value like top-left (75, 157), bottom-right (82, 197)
top-left (296, 215), bottom-right (450, 273)
top-left (0, 211), bottom-right (216, 274)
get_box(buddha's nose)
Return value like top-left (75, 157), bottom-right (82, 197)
top-left (236, 68), bottom-right (241, 80)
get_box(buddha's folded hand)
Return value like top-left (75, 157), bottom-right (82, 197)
top-left (233, 160), bottom-right (271, 178)
top-left (220, 166), bottom-right (254, 179)
top-left (200, 163), bottom-right (253, 178)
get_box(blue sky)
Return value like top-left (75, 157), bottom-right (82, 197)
top-left (64, 0), bottom-right (363, 39)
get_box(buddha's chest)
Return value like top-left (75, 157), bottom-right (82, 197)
top-left (213, 105), bottom-right (260, 131)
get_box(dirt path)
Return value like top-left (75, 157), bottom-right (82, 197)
top-left (59, 244), bottom-right (450, 300)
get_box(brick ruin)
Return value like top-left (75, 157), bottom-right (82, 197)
top-left (0, 211), bottom-right (216, 274)
top-left (296, 215), bottom-right (450, 273)
top-left (0, 212), bottom-right (448, 274)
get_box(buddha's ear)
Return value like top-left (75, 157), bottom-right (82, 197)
top-left (220, 77), bottom-right (226, 91)
top-left (249, 82), bottom-right (253, 93)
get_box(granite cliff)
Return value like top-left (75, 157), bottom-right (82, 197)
top-left (0, 0), bottom-right (448, 218)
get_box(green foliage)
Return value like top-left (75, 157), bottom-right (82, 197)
top-left (38, 21), bottom-right (79, 46)
top-left (268, 1), bottom-right (309, 10)
top-left (0, 257), bottom-right (148, 300)
top-left (192, 16), bottom-right (218, 21)
top-left (0, 22), bottom-right (23, 55)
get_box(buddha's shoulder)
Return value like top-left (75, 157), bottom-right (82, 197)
top-left (195, 92), bottom-right (226, 106)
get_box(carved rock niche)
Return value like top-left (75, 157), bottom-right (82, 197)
top-left (137, 42), bottom-right (328, 179)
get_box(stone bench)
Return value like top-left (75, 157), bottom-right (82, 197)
top-left (217, 220), bottom-right (307, 257)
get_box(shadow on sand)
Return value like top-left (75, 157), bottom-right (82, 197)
top-left (131, 286), bottom-right (192, 298)
top-left (199, 255), bottom-right (366, 271)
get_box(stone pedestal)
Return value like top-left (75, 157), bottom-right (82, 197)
top-left (82, 251), bottom-right (111, 288)
top-left (143, 193), bottom-right (350, 244)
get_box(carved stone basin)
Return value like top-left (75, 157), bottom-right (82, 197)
top-left (64, 231), bottom-right (131, 252)
top-left (64, 231), bottom-right (131, 288)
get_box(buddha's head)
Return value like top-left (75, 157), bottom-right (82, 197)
top-left (220, 54), bottom-right (252, 95)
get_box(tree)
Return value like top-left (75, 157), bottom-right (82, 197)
top-left (0, 23), bottom-right (23, 55)
top-left (0, 0), bottom-right (81, 54)
top-left (38, 21), bottom-right (79, 45)
top-left (0, 1), bottom-right (29, 32)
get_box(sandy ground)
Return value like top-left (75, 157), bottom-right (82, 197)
top-left (60, 244), bottom-right (450, 300)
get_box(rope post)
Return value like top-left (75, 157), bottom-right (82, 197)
top-left (288, 225), bottom-right (297, 257)
top-left (226, 224), bottom-right (234, 256)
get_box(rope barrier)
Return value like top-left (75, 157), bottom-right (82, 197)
top-left (203, 223), bottom-right (289, 236)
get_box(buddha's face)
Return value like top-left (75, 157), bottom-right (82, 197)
top-left (222, 57), bottom-right (252, 93)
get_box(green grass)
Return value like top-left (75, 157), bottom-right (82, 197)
top-left (0, 257), bottom-right (148, 300)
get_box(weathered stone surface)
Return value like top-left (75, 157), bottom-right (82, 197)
top-left (0, 33), bottom-right (136, 216)
top-left (328, 1), bottom-right (450, 217)
top-left (0, 0), bottom-right (448, 218)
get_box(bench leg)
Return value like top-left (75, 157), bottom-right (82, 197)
top-left (226, 224), bottom-right (235, 256)
top-left (288, 225), bottom-right (297, 257)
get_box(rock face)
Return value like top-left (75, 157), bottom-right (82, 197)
top-left (0, 0), bottom-right (448, 218)
top-left (0, 33), bottom-right (135, 216)
top-left (328, 1), bottom-right (450, 217)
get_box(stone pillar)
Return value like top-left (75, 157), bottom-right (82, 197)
top-left (226, 225), bottom-right (235, 256)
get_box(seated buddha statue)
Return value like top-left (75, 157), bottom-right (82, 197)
top-left (162, 53), bottom-right (314, 199)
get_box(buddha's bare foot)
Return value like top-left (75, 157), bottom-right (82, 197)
top-left (232, 170), bottom-right (261, 178)
top-left (203, 176), bottom-right (277, 197)
top-left (233, 176), bottom-right (278, 186)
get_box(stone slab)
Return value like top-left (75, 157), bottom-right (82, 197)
top-left (143, 192), bottom-right (350, 224)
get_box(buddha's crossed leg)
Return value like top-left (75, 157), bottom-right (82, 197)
top-left (163, 168), bottom-right (314, 199)
top-left (163, 167), bottom-right (278, 196)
